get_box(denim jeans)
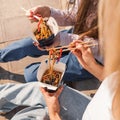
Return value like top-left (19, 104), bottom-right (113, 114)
top-left (0, 37), bottom-right (95, 82)
top-left (0, 82), bottom-right (91, 120)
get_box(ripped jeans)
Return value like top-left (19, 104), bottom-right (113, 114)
top-left (0, 82), bottom-right (91, 120)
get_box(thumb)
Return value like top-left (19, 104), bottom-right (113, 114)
top-left (40, 87), bottom-right (49, 97)
top-left (55, 86), bottom-right (63, 97)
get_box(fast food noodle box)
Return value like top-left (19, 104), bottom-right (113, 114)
top-left (37, 61), bottom-right (66, 91)
top-left (31, 17), bottom-right (58, 47)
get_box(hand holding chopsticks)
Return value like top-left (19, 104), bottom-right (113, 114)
top-left (21, 7), bottom-right (42, 21)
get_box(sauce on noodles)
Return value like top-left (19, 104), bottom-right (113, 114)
top-left (34, 19), bottom-right (53, 41)
top-left (41, 69), bottom-right (62, 86)
top-left (41, 49), bottom-right (63, 86)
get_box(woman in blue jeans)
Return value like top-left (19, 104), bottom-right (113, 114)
top-left (0, 0), bottom-right (101, 82)
top-left (0, 37), bottom-right (95, 82)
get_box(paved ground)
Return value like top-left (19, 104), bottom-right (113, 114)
top-left (0, 0), bottom-right (100, 119)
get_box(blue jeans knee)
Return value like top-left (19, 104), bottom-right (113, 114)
top-left (24, 62), bottom-right (40, 82)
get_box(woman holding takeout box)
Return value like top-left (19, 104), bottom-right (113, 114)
top-left (0, 0), bottom-right (102, 83)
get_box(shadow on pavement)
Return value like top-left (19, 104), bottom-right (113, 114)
top-left (0, 67), bottom-right (25, 83)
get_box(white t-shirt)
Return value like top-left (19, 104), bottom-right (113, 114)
top-left (82, 71), bottom-right (118, 120)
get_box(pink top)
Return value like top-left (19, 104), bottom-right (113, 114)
top-left (50, 0), bottom-right (80, 45)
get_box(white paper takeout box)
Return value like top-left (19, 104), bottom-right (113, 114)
top-left (31, 17), bottom-right (59, 43)
top-left (37, 61), bottom-right (66, 90)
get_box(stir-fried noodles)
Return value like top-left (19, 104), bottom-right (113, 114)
top-left (34, 18), bottom-right (53, 41)
top-left (41, 48), bottom-right (63, 86)
top-left (41, 69), bottom-right (62, 86)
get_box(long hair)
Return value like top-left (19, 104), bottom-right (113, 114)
top-left (99, 0), bottom-right (120, 119)
top-left (66, 0), bottom-right (98, 38)
top-left (73, 0), bottom-right (90, 33)
top-left (73, 0), bottom-right (98, 36)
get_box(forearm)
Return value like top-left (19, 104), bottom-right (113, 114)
top-left (86, 61), bottom-right (104, 81)
top-left (50, 7), bottom-right (76, 26)
top-left (50, 0), bottom-right (81, 26)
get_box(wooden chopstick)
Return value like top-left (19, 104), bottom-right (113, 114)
top-left (50, 45), bottom-right (69, 50)
top-left (21, 7), bottom-right (41, 21)
top-left (61, 43), bottom-right (98, 52)
top-left (45, 40), bottom-right (94, 51)
top-left (85, 43), bottom-right (98, 47)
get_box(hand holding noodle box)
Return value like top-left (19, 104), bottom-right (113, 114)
top-left (37, 61), bottom-right (66, 91)
top-left (21, 7), bottom-right (58, 47)
top-left (32, 17), bottom-right (58, 47)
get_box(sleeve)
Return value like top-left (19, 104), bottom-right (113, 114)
top-left (50, 0), bottom-right (80, 26)
top-left (54, 31), bottom-right (79, 46)
top-left (91, 42), bottom-right (104, 65)
top-left (60, 32), bottom-right (80, 46)
top-left (83, 37), bottom-right (103, 64)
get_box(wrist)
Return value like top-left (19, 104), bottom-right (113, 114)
top-left (44, 6), bottom-right (51, 18)
top-left (49, 112), bottom-right (61, 120)
top-left (87, 61), bottom-right (104, 81)
top-left (84, 59), bottom-right (97, 71)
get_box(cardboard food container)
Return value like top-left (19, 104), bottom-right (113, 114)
top-left (32, 17), bottom-right (58, 47)
top-left (37, 61), bottom-right (66, 91)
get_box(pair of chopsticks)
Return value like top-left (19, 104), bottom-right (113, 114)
top-left (45, 40), bottom-right (98, 52)
top-left (21, 7), bottom-right (41, 21)
top-left (62, 43), bottom-right (98, 52)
